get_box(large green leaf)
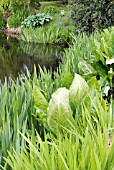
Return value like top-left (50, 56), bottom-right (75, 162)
top-left (69, 74), bottom-right (89, 112)
top-left (93, 26), bottom-right (114, 66)
top-left (47, 88), bottom-right (73, 133)
top-left (78, 60), bottom-right (97, 76)
top-left (33, 85), bottom-right (48, 113)
top-left (33, 85), bottom-right (48, 128)
top-left (61, 72), bottom-right (73, 89)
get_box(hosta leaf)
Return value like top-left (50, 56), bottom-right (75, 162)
top-left (21, 13), bottom-right (52, 28)
top-left (45, 19), bottom-right (49, 22)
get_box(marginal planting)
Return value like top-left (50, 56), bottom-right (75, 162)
top-left (92, 27), bottom-right (114, 99)
top-left (1, 71), bottom-right (114, 170)
top-left (7, 3), bottom-right (30, 28)
top-left (0, 74), bottom-right (35, 167)
top-left (21, 11), bottom-right (74, 44)
top-left (0, 1), bottom-right (114, 169)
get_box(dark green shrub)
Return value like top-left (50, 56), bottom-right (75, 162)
top-left (69, 0), bottom-right (114, 33)
top-left (62, 0), bottom-right (68, 4)
top-left (30, 0), bottom-right (40, 7)
top-left (21, 13), bottom-right (52, 28)
top-left (43, 5), bottom-right (60, 15)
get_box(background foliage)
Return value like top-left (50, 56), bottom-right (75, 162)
top-left (7, 3), bottom-right (29, 27)
top-left (69, 0), bottom-right (114, 33)
top-left (43, 5), bottom-right (60, 15)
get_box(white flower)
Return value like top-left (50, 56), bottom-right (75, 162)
top-left (60, 10), bottom-right (65, 16)
top-left (106, 58), bottom-right (114, 65)
top-left (104, 86), bottom-right (110, 96)
top-left (108, 68), bottom-right (113, 74)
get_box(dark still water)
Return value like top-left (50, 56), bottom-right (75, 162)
top-left (0, 32), bottom-right (64, 81)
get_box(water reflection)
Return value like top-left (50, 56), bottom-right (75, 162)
top-left (0, 32), bottom-right (64, 81)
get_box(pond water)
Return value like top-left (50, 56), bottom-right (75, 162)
top-left (0, 32), bottom-right (64, 81)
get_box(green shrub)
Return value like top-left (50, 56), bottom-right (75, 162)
top-left (7, 14), bottom-right (21, 27)
top-left (21, 13), bottom-right (52, 28)
top-left (69, 0), bottom-right (114, 33)
top-left (7, 3), bottom-right (29, 28)
top-left (43, 5), bottom-right (60, 15)
top-left (30, 0), bottom-right (40, 7)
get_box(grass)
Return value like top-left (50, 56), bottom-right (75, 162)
top-left (39, 1), bottom-right (67, 11)
top-left (2, 132), bottom-right (114, 170)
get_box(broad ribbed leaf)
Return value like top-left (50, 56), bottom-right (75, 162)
top-left (69, 74), bottom-right (89, 111)
top-left (78, 60), bottom-right (96, 76)
top-left (47, 88), bottom-right (73, 133)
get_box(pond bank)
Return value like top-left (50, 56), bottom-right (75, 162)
top-left (6, 27), bottom-right (21, 34)
top-left (5, 27), bottom-right (21, 40)
top-left (0, 27), bottom-right (21, 40)
top-left (0, 31), bottom-right (64, 81)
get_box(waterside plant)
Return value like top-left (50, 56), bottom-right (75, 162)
top-left (21, 10), bottom-right (74, 44)
top-left (0, 23), bottom-right (114, 169)
top-left (1, 71), bottom-right (114, 169)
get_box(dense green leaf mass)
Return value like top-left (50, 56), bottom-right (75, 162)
top-left (43, 5), bottom-right (60, 15)
top-left (93, 27), bottom-right (114, 64)
top-left (61, 72), bottom-right (73, 89)
top-left (69, 0), bottom-right (114, 33)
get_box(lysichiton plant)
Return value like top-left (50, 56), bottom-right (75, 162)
top-left (47, 87), bottom-right (73, 134)
top-left (47, 74), bottom-right (89, 133)
top-left (34, 73), bottom-right (89, 134)
top-left (69, 73), bottom-right (89, 112)
top-left (33, 85), bottom-right (49, 129)
top-left (2, 102), bottom-right (114, 170)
